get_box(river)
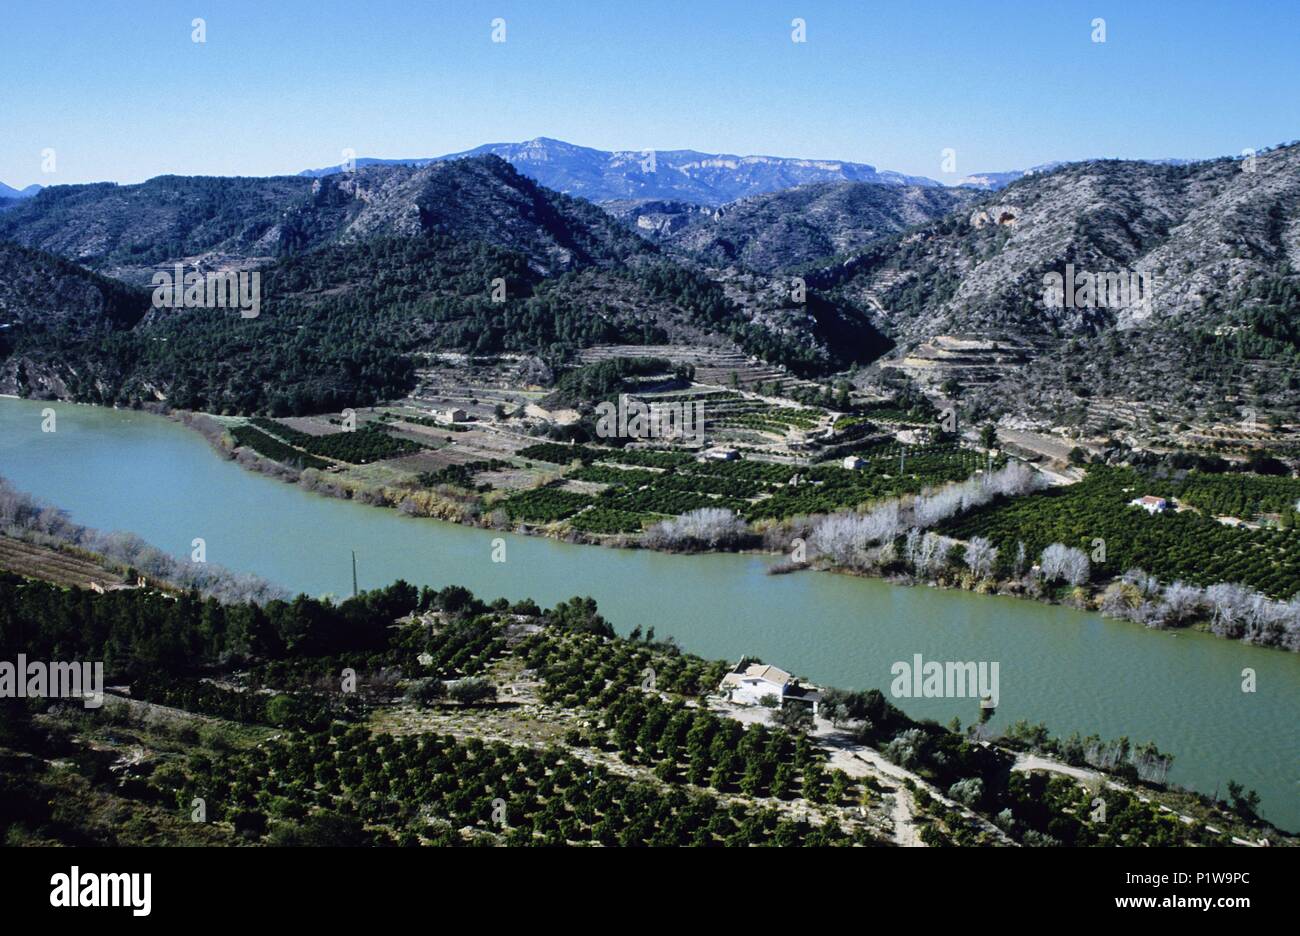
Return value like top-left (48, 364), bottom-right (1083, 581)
top-left (1, 398), bottom-right (1296, 828)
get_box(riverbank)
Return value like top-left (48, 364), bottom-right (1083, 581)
top-left (3, 553), bottom-right (1290, 844)
top-left (0, 474), bottom-right (287, 604)
top-left (173, 407), bottom-right (1299, 655)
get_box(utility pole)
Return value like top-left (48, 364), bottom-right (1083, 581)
top-left (351, 550), bottom-right (358, 598)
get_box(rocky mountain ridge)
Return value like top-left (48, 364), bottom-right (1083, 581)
top-left (301, 136), bottom-right (946, 204)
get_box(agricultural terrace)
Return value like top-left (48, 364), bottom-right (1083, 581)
top-left (233, 417), bottom-right (427, 466)
top-left (502, 440), bottom-right (994, 532)
top-left (942, 466), bottom-right (1300, 599)
top-left (4, 574), bottom-right (1267, 848)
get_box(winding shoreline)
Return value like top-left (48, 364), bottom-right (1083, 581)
top-left (161, 406), bottom-right (1299, 655)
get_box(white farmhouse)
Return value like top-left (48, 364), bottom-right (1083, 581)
top-left (720, 660), bottom-right (821, 715)
top-left (1129, 495), bottom-right (1168, 514)
top-left (842, 455), bottom-right (866, 470)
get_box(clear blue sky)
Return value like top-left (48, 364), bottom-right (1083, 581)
top-left (2, 0), bottom-right (1296, 187)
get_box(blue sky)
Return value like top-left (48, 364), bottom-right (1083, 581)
top-left (2, 0), bottom-right (1296, 187)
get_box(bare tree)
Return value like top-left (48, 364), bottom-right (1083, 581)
top-left (643, 507), bottom-right (748, 551)
top-left (963, 536), bottom-right (998, 578)
top-left (1159, 581), bottom-right (1204, 625)
top-left (1040, 543), bottom-right (1090, 586)
top-left (1205, 582), bottom-right (1250, 638)
top-left (1121, 568), bottom-right (1161, 599)
top-left (903, 528), bottom-right (922, 570)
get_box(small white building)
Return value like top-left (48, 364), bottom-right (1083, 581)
top-left (1129, 495), bottom-right (1168, 514)
top-left (842, 455), bottom-right (866, 470)
top-left (436, 408), bottom-right (468, 425)
top-left (720, 661), bottom-right (821, 715)
top-left (699, 447), bottom-right (739, 462)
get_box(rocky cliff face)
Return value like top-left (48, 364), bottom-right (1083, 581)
top-left (601, 200), bottom-right (716, 237)
top-left (826, 144), bottom-right (1300, 342)
top-left (643, 181), bottom-right (976, 273)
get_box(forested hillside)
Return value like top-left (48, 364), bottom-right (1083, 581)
top-left (0, 225), bottom-right (887, 414)
top-left (0, 175), bottom-right (321, 282)
top-left (5, 143), bottom-right (1299, 427)
top-left (0, 156), bottom-right (647, 284)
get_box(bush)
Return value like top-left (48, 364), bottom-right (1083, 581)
top-left (267, 811), bottom-right (368, 847)
top-left (947, 777), bottom-right (984, 808)
top-left (405, 678), bottom-right (447, 706)
top-left (230, 808), bottom-right (268, 838)
top-left (448, 677), bottom-right (497, 705)
top-left (265, 694), bottom-right (297, 726)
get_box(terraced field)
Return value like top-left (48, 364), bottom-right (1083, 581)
top-left (943, 466), bottom-right (1300, 599)
top-left (502, 441), bottom-right (991, 531)
top-left (0, 535), bottom-right (121, 588)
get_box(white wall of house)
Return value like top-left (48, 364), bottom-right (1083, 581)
top-left (732, 677), bottom-right (784, 706)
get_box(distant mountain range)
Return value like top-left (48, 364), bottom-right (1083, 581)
top-left (0, 182), bottom-right (42, 201)
top-left (299, 137), bottom-right (948, 204)
top-left (2, 141), bottom-right (1208, 214)
top-left (297, 138), bottom-right (1215, 205)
